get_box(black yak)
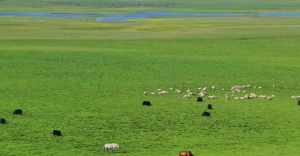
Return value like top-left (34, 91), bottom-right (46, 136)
top-left (0, 118), bottom-right (6, 124)
top-left (53, 130), bottom-right (62, 136)
top-left (142, 101), bottom-right (152, 106)
top-left (202, 111), bottom-right (211, 117)
top-left (13, 109), bottom-right (23, 115)
top-left (208, 104), bottom-right (213, 110)
top-left (197, 97), bottom-right (203, 102)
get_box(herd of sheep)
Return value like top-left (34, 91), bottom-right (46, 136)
top-left (102, 85), bottom-right (300, 154)
top-left (143, 84), bottom-right (278, 101)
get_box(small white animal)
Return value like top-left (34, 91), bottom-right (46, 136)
top-left (175, 89), bottom-right (182, 93)
top-left (258, 95), bottom-right (266, 99)
top-left (231, 85), bottom-right (244, 93)
top-left (158, 90), bottom-right (168, 95)
top-left (234, 97), bottom-right (240, 100)
top-left (239, 97), bottom-right (246, 100)
top-left (198, 92), bottom-right (207, 97)
top-left (208, 95), bottom-right (217, 99)
top-left (249, 93), bottom-right (257, 99)
top-left (291, 96), bottom-right (300, 100)
top-left (104, 143), bottom-right (120, 152)
top-left (183, 94), bottom-right (191, 98)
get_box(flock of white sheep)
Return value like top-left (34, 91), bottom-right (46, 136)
top-left (143, 84), bottom-right (281, 101)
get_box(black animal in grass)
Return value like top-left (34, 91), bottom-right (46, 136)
top-left (207, 104), bottom-right (213, 110)
top-left (0, 118), bottom-right (6, 124)
top-left (53, 130), bottom-right (62, 136)
top-left (298, 99), bottom-right (300, 106)
top-left (13, 109), bottom-right (23, 115)
top-left (197, 97), bottom-right (203, 102)
top-left (202, 111), bottom-right (211, 117)
top-left (142, 101), bottom-right (152, 107)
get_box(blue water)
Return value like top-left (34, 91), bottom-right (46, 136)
top-left (1, 12), bottom-right (300, 22)
top-left (96, 12), bottom-right (300, 22)
top-left (96, 12), bottom-right (253, 22)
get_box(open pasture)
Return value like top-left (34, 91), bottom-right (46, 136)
top-left (1, 1), bottom-right (300, 156)
top-left (2, 0), bottom-right (300, 12)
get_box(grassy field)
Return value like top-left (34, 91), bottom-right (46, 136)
top-left (1, 1), bottom-right (300, 156)
top-left (2, 0), bottom-right (300, 12)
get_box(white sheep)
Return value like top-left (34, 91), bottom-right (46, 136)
top-left (175, 89), bottom-right (182, 94)
top-left (234, 97), bottom-right (240, 100)
top-left (231, 85), bottom-right (244, 93)
top-left (183, 94), bottom-right (192, 98)
top-left (104, 143), bottom-right (120, 152)
top-left (291, 96), bottom-right (300, 100)
top-left (249, 93), bottom-right (257, 99)
top-left (150, 92), bottom-right (156, 95)
top-left (208, 95), bottom-right (217, 99)
top-left (239, 97), bottom-right (246, 100)
top-left (198, 91), bottom-right (207, 97)
top-left (158, 90), bottom-right (168, 95)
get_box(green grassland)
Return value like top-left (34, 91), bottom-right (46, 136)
top-left (2, 0), bottom-right (300, 12)
top-left (1, 1), bottom-right (300, 156)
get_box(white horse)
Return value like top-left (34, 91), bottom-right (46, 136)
top-left (104, 143), bottom-right (120, 152)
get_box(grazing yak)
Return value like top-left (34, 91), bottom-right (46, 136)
top-left (208, 104), bottom-right (213, 110)
top-left (0, 118), bottom-right (6, 124)
top-left (13, 109), bottom-right (23, 115)
top-left (52, 130), bottom-right (62, 136)
top-left (143, 101), bottom-right (152, 106)
top-left (197, 97), bottom-right (203, 102)
top-left (104, 143), bottom-right (120, 152)
top-left (202, 111), bottom-right (211, 117)
top-left (179, 151), bottom-right (194, 156)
